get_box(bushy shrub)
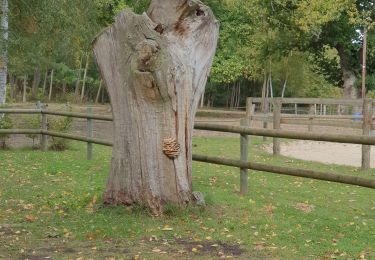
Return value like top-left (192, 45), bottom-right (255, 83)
top-left (366, 90), bottom-right (375, 99)
top-left (0, 115), bottom-right (13, 150)
top-left (23, 114), bottom-right (42, 148)
top-left (48, 104), bottom-right (73, 151)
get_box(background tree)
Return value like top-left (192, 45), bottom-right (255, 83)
top-left (0, 0), bottom-right (8, 105)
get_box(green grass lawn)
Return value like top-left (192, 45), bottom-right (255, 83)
top-left (0, 137), bottom-right (374, 259)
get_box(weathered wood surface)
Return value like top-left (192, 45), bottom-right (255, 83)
top-left (93, 0), bottom-right (219, 214)
top-left (87, 107), bottom-right (93, 160)
top-left (240, 119), bottom-right (249, 195)
top-left (252, 98), bottom-right (366, 106)
top-left (273, 98), bottom-right (281, 155)
top-left (194, 123), bottom-right (375, 145)
top-left (193, 154), bottom-right (375, 189)
top-left (361, 100), bottom-right (373, 170)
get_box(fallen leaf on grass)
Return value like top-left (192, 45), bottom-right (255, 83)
top-left (295, 203), bottom-right (315, 213)
top-left (263, 204), bottom-right (276, 215)
top-left (254, 242), bottom-right (266, 251)
top-left (25, 215), bottom-right (35, 222)
top-left (161, 225), bottom-right (173, 231)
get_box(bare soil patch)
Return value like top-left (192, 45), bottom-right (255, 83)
top-left (265, 140), bottom-right (375, 168)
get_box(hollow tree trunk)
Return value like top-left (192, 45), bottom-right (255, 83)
top-left (93, 0), bottom-right (219, 214)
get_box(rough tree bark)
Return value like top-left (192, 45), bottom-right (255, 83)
top-left (93, 0), bottom-right (219, 214)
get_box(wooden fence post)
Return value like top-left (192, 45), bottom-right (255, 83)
top-left (273, 98), bottom-right (282, 156)
top-left (262, 98), bottom-right (269, 142)
top-left (41, 108), bottom-right (48, 151)
top-left (37, 101), bottom-right (48, 151)
top-left (362, 99), bottom-right (372, 170)
top-left (308, 105), bottom-right (314, 132)
top-left (87, 107), bottom-right (93, 160)
top-left (294, 104), bottom-right (298, 115)
top-left (240, 118), bottom-right (249, 195)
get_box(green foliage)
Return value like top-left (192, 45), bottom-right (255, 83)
top-left (355, 74), bottom-right (375, 92)
top-left (366, 89), bottom-right (375, 99)
top-left (23, 115), bottom-right (42, 148)
top-left (304, 81), bottom-right (342, 98)
top-left (0, 115), bottom-right (13, 149)
top-left (48, 105), bottom-right (73, 151)
top-left (5, 0), bottom-right (375, 104)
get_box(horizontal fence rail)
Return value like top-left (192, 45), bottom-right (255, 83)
top-left (251, 98), bottom-right (367, 105)
top-left (42, 130), bottom-right (113, 147)
top-left (193, 154), bottom-right (375, 189)
top-left (43, 111), bottom-right (113, 121)
top-left (194, 123), bottom-right (375, 146)
top-left (0, 129), bottom-right (41, 135)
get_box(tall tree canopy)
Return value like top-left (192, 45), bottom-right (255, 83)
top-left (1, 0), bottom-right (374, 106)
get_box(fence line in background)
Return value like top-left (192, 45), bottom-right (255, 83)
top-left (1, 102), bottom-right (375, 192)
top-left (246, 98), bottom-right (375, 170)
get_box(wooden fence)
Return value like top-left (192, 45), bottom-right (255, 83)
top-left (1, 103), bottom-right (375, 193)
top-left (245, 98), bottom-right (375, 170)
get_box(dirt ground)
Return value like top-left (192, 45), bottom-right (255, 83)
top-left (265, 141), bottom-right (375, 168)
top-left (4, 103), bottom-right (372, 168)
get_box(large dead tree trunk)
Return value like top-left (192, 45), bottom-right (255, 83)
top-left (93, 0), bottom-right (219, 214)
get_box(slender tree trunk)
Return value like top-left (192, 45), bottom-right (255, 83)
top-left (31, 68), bottom-right (41, 100)
top-left (80, 53), bottom-right (89, 103)
top-left (226, 85), bottom-right (230, 108)
top-left (101, 85), bottom-right (105, 104)
top-left (22, 75), bottom-right (27, 103)
top-left (48, 69), bottom-right (54, 101)
top-left (230, 83), bottom-right (235, 109)
top-left (95, 80), bottom-right (102, 104)
top-left (42, 69), bottom-right (48, 95)
top-left (8, 72), bottom-right (13, 99)
top-left (0, 0), bottom-right (8, 105)
top-left (62, 80), bottom-right (67, 95)
top-left (281, 80), bottom-right (287, 98)
top-left (268, 74), bottom-right (273, 98)
top-left (200, 90), bottom-right (205, 108)
top-left (93, 0), bottom-right (219, 214)
top-left (237, 81), bottom-right (241, 108)
top-left (261, 71), bottom-right (267, 113)
top-left (74, 56), bottom-right (83, 97)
